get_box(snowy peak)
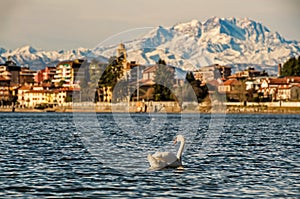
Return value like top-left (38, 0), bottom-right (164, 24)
top-left (0, 45), bottom-right (107, 70)
top-left (12, 45), bottom-right (38, 54)
top-left (200, 17), bottom-right (273, 41)
top-left (141, 26), bottom-right (174, 48)
top-left (173, 19), bottom-right (202, 37)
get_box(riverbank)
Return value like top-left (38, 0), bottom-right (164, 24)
top-left (1, 102), bottom-right (300, 114)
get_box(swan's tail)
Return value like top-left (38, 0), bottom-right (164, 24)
top-left (147, 154), bottom-right (160, 169)
top-left (147, 154), bottom-right (155, 165)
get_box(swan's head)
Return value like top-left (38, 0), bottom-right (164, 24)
top-left (173, 134), bottom-right (185, 145)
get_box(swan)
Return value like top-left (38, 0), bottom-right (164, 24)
top-left (147, 135), bottom-right (185, 170)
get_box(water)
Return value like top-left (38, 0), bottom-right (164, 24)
top-left (0, 112), bottom-right (299, 198)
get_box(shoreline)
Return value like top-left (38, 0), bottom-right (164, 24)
top-left (1, 105), bottom-right (300, 114)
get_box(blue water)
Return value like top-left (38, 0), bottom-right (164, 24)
top-left (0, 113), bottom-right (299, 198)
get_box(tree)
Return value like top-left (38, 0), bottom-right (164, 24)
top-left (58, 80), bottom-right (66, 87)
top-left (184, 71), bottom-right (208, 102)
top-left (65, 95), bottom-right (72, 103)
top-left (77, 59), bottom-right (103, 102)
top-left (98, 56), bottom-right (124, 89)
top-left (157, 58), bottom-right (166, 65)
top-left (281, 56), bottom-right (300, 76)
top-left (153, 60), bottom-right (175, 101)
top-left (235, 80), bottom-right (247, 103)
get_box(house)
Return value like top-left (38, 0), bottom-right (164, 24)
top-left (133, 64), bottom-right (186, 100)
top-left (0, 59), bottom-right (21, 86)
top-left (141, 64), bottom-right (186, 86)
top-left (217, 78), bottom-right (248, 101)
top-left (20, 67), bottom-right (36, 85)
top-left (52, 59), bottom-right (84, 87)
top-left (244, 77), bottom-right (266, 91)
top-left (228, 67), bottom-right (268, 80)
top-left (277, 85), bottom-right (292, 101)
top-left (0, 76), bottom-right (11, 105)
top-left (141, 65), bottom-right (158, 86)
top-left (18, 86), bottom-right (80, 108)
top-left (193, 64), bottom-right (231, 83)
top-left (17, 85), bottom-right (32, 108)
top-left (290, 85), bottom-right (300, 101)
top-left (97, 86), bottom-right (112, 102)
top-left (276, 84), bottom-right (300, 101)
top-left (22, 89), bottom-right (53, 108)
top-left (218, 79), bottom-right (239, 93)
top-left (260, 76), bottom-right (300, 101)
top-left (55, 87), bottom-right (80, 105)
top-left (35, 66), bottom-right (56, 84)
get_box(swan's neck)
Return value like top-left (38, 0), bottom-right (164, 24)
top-left (176, 139), bottom-right (185, 161)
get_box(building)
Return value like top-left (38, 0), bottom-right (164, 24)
top-left (0, 76), bottom-right (11, 105)
top-left (97, 86), bottom-right (112, 102)
top-left (35, 66), bottom-right (56, 84)
top-left (218, 79), bottom-right (239, 93)
top-left (55, 87), bottom-right (80, 105)
top-left (20, 67), bottom-right (36, 85)
top-left (52, 59), bottom-right (83, 87)
top-left (244, 77), bottom-right (265, 91)
top-left (140, 64), bottom-right (186, 87)
top-left (193, 64), bottom-right (231, 83)
top-left (228, 67), bottom-right (268, 80)
top-left (17, 85), bottom-right (32, 107)
top-left (18, 86), bottom-right (80, 108)
top-left (0, 58), bottom-right (21, 86)
top-left (260, 76), bottom-right (300, 101)
top-left (290, 85), bottom-right (300, 101)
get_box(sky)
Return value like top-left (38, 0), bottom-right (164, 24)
top-left (0, 0), bottom-right (299, 51)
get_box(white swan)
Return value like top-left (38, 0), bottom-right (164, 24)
top-left (147, 135), bottom-right (185, 170)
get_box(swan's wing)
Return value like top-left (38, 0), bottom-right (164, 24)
top-left (152, 152), bottom-right (178, 165)
top-left (147, 154), bottom-right (168, 170)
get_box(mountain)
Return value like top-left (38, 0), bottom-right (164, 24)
top-left (1, 17), bottom-right (299, 74)
top-left (0, 45), bottom-right (108, 70)
top-left (94, 17), bottom-right (300, 74)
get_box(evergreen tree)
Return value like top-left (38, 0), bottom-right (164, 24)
top-left (157, 58), bottom-right (166, 65)
top-left (78, 59), bottom-right (106, 102)
top-left (281, 56), bottom-right (300, 76)
top-left (184, 71), bottom-right (208, 102)
top-left (98, 56), bottom-right (124, 88)
top-left (153, 60), bottom-right (175, 101)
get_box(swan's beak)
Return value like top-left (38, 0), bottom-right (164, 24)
top-left (173, 139), bottom-right (177, 145)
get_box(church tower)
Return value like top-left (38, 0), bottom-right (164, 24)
top-left (117, 43), bottom-right (127, 61)
top-left (116, 43), bottom-right (130, 77)
top-left (278, 63), bottom-right (282, 77)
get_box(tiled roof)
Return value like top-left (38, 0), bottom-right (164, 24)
top-left (26, 90), bottom-right (52, 94)
top-left (18, 86), bottom-right (32, 90)
top-left (139, 79), bottom-right (155, 86)
top-left (0, 76), bottom-right (10, 81)
top-left (143, 65), bottom-right (158, 73)
top-left (268, 76), bottom-right (300, 85)
top-left (223, 79), bottom-right (238, 86)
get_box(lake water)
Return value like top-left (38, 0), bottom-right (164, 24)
top-left (0, 112), bottom-right (299, 198)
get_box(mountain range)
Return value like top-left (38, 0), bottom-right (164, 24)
top-left (1, 17), bottom-right (299, 74)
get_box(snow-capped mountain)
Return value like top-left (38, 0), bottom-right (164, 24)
top-left (0, 45), bottom-right (108, 70)
top-left (94, 17), bottom-right (300, 74)
top-left (1, 17), bottom-right (299, 73)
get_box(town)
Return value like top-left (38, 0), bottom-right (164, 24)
top-left (0, 43), bottom-right (300, 113)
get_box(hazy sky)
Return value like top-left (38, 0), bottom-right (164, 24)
top-left (0, 0), bottom-right (299, 50)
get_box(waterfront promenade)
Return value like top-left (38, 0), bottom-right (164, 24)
top-left (1, 101), bottom-right (300, 114)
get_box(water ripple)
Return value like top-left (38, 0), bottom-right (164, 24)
top-left (0, 113), bottom-right (299, 198)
